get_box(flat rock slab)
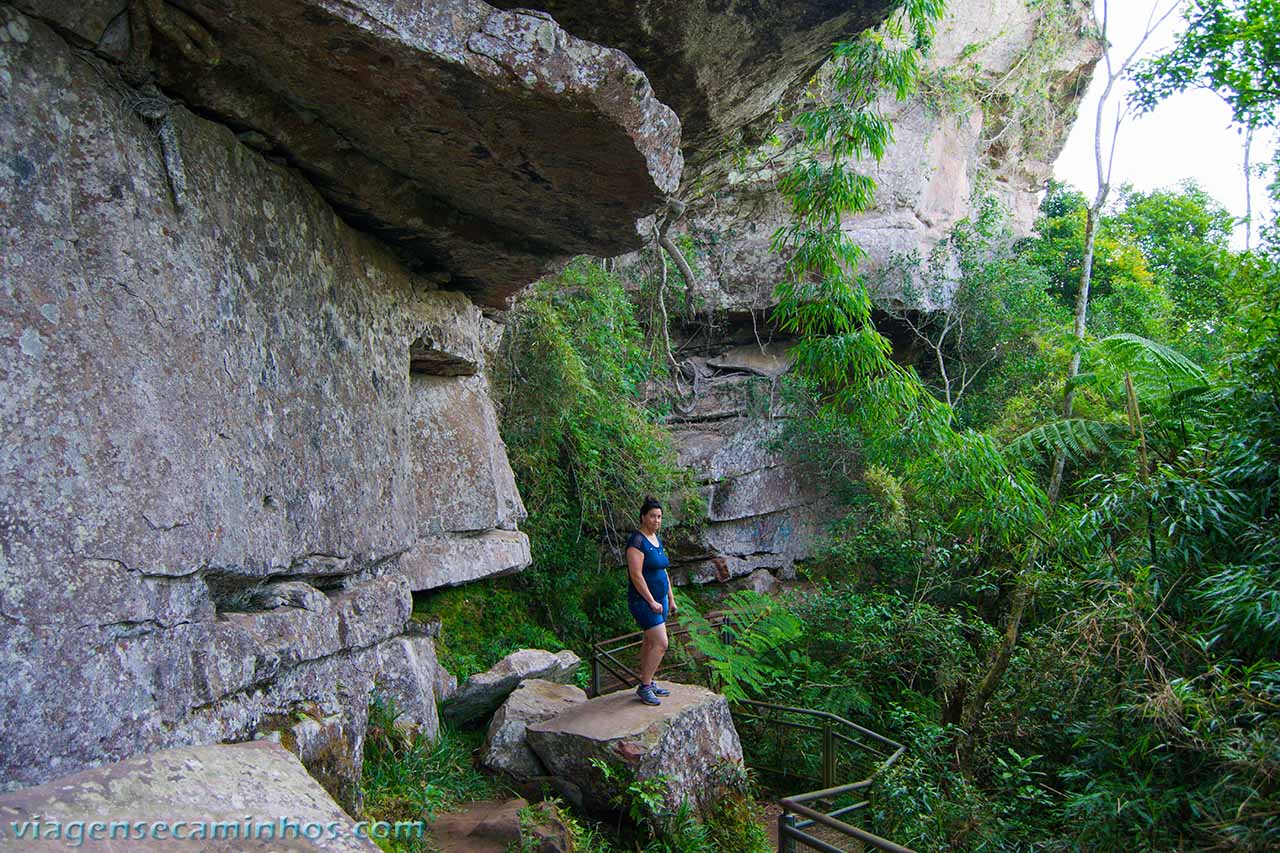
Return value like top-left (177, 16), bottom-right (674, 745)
top-left (0, 741), bottom-right (379, 851)
top-left (427, 798), bottom-right (527, 853)
top-left (526, 682), bottom-right (743, 813)
top-left (482, 678), bottom-right (588, 781)
top-left (442, 649), bottom-right (580, 726)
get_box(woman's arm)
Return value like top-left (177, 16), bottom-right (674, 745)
top-left (667, 587), bottom-right (678, 616)
top-left (627, 546), bottom-right (663, 612)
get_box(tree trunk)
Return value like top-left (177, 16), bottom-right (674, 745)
top-left (1244, 125), bottom-right (1254, 252)
top-left (658, 231), bottom-right (697, 316)
top-left (1047, 202), bottom-right (1101, 503)
top-left (959, 570), bottom-right (1034, 769)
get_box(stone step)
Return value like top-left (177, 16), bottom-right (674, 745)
top-left (426, 798), bottom-right (527, 853)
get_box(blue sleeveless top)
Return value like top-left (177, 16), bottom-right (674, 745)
top-left (626, 530), bottom-right (670, 612)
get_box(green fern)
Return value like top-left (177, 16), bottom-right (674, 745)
top-left (1008, 418), bottom-right (1124, 465)
top-left (1167, 384), bottom-right (1229, 409)
top-left (676, 590), bottom-right (804, 703)
top-left (1096, 333), bottom-right (1207, 397)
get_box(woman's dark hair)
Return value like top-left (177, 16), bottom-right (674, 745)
top-left (639, 495), bottom-right (662, 518)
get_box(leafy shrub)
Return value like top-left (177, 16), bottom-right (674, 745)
top-left (587, 757), bottom-right (770, 853)
top-left (493, 258), bottom-right (704, 650)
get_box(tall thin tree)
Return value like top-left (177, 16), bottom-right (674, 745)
top-left (1047, 0), bottom-right (1185, 503)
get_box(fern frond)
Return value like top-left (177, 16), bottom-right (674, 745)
top-left (1168, 384), bottom-right (1230, 410)
top-left (1097, 333), bottom-right (1207, 395)
top-left (1007, 418), bottom-right (1123, 465)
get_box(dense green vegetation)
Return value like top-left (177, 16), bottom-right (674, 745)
top-left (361, 696), bottom-right (503, 852)
top-left (730, 180), bottom-right (1278, 849)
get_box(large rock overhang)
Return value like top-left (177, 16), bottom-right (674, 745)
top-left (138, 0), bottom-right (684, 309)
top-left (488, 0), bottom-right (898, 170)
top-left (20, 1), bottom-right (909, 307)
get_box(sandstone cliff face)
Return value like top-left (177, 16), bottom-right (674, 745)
top-left (673, 0), bottom-right (1100, 317)
top-left (0, 6), bottom-right (530, 793)
top-left (488, 0), bottom-right (897, 165)
top-left (0, 0), bottom-right (1092, 804)
top-left (17, 0), bottom-right (684, 310)
top-left (1, 0), bottom-right (901, 798)
top-left (651, 341), bottom-right (840, 586)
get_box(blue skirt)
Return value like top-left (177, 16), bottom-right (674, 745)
top-left (628, 569), bottom-right (669, 629)
top-left (629, 595), bottom-right (668, 629)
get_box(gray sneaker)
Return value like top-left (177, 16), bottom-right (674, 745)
top-left (636, 683), bottom-right (661, 705)
top-left (649, 681), bottom-right (671, 696)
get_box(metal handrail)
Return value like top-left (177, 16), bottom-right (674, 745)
top-left (589, 615), bottom-right (915, 852)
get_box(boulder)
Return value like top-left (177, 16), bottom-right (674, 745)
top-left (442, 650), bottom-right (581, 726)
top-left (729, 568), bottom-right (780, 596)
top-left (0, 741), bottom-right (381, 851)
top-left (516, 801), bottom-right (574, 853)
top-left (371, 629), bottom-right (444, 741)
top-left (482, 679), bottom-right (588, 781)
top-left (525, 682), bottom-right (744, 814)
top-left (435, 665), bottom-right (460, 705)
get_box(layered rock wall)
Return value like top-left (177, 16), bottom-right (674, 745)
top-left (655, 342), bottom-right (838, 585)
top-left (0, 0), bottom-right (1098, 805)
top-left (1, 0), bottom-right (904, 800)
top-left (0, 6), bottom-right (531, 792)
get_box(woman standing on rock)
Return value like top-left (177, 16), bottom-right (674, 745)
top-left (626, 495), bottom-right (676, 705)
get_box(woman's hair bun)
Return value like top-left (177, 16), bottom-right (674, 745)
top-left (639, 495), bottom-right (663, 517)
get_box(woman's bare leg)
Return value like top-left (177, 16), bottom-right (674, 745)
top-left (639, 623), bottom-right (669, 685)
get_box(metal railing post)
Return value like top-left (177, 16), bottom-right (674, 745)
top-left (822, 716), bottom-right (835, 789)
top-left (590, 652), bottom-right (599, 698)
top-left (779, 811), bottom-right (797, 853)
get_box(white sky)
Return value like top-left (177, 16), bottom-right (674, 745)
top-left (1054, 0), bottom-right (1277, 248)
